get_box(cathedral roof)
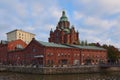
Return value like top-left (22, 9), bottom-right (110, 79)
top-left (60, 11), bottom-right (68, 21)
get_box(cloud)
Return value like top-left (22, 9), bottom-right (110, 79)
top-left (74, 0), bottom-right (120, 17)
top-left (73, 10), bottom-right (120, 48)
top-left (31, 3), bottom-right (44, 17)
top-left (98, 0), bottom-right (120, 14)
top-left (0, 0), bottom-right (61, 41)
top-left (73, 11), bottom-right (84, 20)
top-left (0, 0), bottom-right (119, 48)
top-left (73, 11), bottom-right (117, 30)
top-left (84, 16), bottom-right (117, 30)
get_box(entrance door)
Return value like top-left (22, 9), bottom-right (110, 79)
top-left (73, 59), bottom-right (80, 65)
top-left (61, 59), bottom-right (68, 65)
top-left (85, 59), bottom-right (92, 65)
top-left (32, 58), bottom-right (43, 67)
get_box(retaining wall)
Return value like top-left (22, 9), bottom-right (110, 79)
top-left (1, 66), bottom-right (120, 74)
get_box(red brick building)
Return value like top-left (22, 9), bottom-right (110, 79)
top-left (8, 39), bottom-right (27, 51)
top-left (8, 38), bottom-right (107, 66)
top-left (0, 41), bottom-right (8, 64)
top-left (49, 11), bottom-right (80, 45)
top-left (0, 39), bottom-right (27, 64)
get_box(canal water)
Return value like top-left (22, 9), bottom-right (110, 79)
top-left (0, 72), bottom-right (120, 80)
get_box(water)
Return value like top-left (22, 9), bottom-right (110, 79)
top-left (0, 72), bottom-right (120, 80)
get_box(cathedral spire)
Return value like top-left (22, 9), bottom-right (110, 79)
top-left (50, 28), bottom-right (53, 32)
top-left (60, 11), bottom-right (68, 21)
top-left (62, 11), bottom-right (66, 16)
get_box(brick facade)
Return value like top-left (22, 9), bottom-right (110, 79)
top-left (0, 43), bottom-right (8, 64)
top-left (8, 39), bottom-right (107, 66)
top-left (0, 39), bottom-right (27, 64)
top-left (8, 39), bottom-right (27, 51)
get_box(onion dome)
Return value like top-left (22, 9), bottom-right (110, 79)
top-left (60, 11), bottom-right (68, 21)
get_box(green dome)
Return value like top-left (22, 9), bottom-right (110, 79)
top-left (64, 28), bottom-right (70, 34)
top-left (60, 11), bottom-right (68, 21)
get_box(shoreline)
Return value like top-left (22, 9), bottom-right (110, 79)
top-left (0, 65), bottom-right (120, 74)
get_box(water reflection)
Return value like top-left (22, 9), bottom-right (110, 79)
top-left (0, 72), bottom-right (120, 80)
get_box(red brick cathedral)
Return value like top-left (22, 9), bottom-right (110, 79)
top-left (49, 11), bottom-right (80, 45)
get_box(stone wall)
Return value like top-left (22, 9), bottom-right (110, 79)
top-left (5, 66), bottom-right (100, 74)
top-left (1, 66), bottom-right (120, 74)
top-left (43, 66), bottom-right (100, 74)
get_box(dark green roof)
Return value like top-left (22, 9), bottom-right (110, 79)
top-left (37, 41), bottom-right (71, 48)
top-left (36, 40), bottom-right (106, 50)
top-left (66, 45), bottom-right (106, 51)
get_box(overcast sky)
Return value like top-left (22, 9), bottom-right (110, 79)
top-left (0, 0), bottom-right (120, 48)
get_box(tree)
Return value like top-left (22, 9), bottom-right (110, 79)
top-left (80, 41), bottom-right (84, 46)
top-left (85, 40), bottom-right (87, 46)
top-left (102, 45), bottom-right (119, 63)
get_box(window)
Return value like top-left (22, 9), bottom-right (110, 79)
top-left (33, 48), bottom-right (36, 52)
top-left (65, 54), bottom-right (67, 57)
top-left (61, 53), bottom-right (64, 56)
top-left (87, 54), bottom-right (90, 56)
top-left (56, 32), bottom-right (58, 37)
top-left (16, 44), bottom-right (23, 49)
top-left (47, 53), bottom-right (54, 56)
top-left (58, 60), bottom-right (60, 64)
top-left (68, 54), bottom-right (70, 57)
top-left (97, 55), bottom-right (99, 58)
top-left (51, 53), bottom-right (53, 56)
top-left (47, 60), bottom-right (50, 64)
top-left (51, 60), bottom-right (54, 64)
top-left (58, 53), bottom-right (60, 56)
top-left (74, 54), bottom-right (76, 57)
top-left (82, 54), bottom-right (84, 56)
top-left (56, 38), bottom-right (59, 43)
top-left (48, 53), bottom-right (50, 56)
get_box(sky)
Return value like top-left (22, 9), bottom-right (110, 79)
top-left (0, 0), bottom-right (120, 48)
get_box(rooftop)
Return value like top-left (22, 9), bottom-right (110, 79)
top-left (6, 29), bottom-right (35, 35)
top-left (0, 40), bottom-right (8, 44)
top-left (68, 45), bottom-right (106, 51)
top-left (36, 40), bottom-right (106, 50)
top-left (37, 41), bottom-right (71, 48)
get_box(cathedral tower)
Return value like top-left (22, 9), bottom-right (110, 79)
top-left (49, 11), bottom-right (80, 45)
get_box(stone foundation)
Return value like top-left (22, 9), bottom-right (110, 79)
top-left (1, 66), bottom-right (120, 74)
